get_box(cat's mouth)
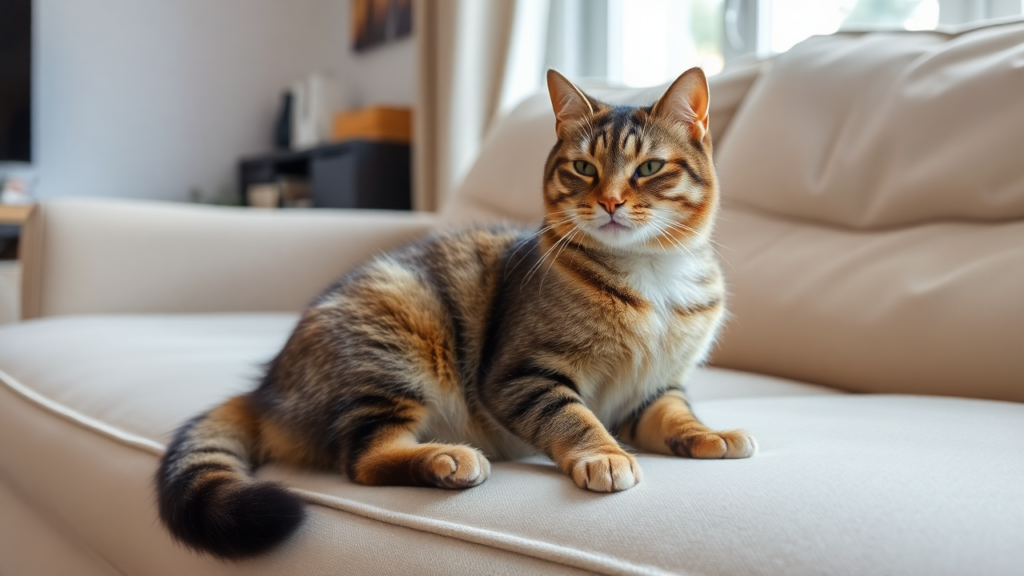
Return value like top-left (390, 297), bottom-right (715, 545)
top-left (589, 213), bottom-right (644, 248)
top-left (599, 220), bottom-right (630, 232)
top-left (597, 212), bottom-right (633, 233)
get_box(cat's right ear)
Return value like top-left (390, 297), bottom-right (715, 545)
top-left (547, 69), bottom-right (594, 138)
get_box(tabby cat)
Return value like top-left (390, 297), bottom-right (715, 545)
top-left (156, 67), bottom-right (756, 558)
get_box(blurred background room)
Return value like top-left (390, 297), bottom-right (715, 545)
top-left (3, 2), bottom-right (1024, 574)
top-left (1, 0), bottom-right (1022, 325)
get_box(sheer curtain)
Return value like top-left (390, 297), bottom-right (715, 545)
top-left (414, 0), bottom-right (551, 213)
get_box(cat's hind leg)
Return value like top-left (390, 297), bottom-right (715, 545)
top-left (619, 388), bottom-right (756, 459)
top-left (344, 401), bottom-right (491, 489)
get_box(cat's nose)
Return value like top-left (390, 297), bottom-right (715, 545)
top-left (598, 196), bottom-right (625, 214)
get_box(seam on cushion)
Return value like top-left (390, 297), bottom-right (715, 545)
top-left (292, 488), bottom-right (674, 576)
top-left (722, 198), bottom-right (1024, 232)
top-left (0, 470), bottom-right (125, 576)
top-left (0, 369), bottom-right (680, 576)
top-left (0, 368), bottom-right (164, 456)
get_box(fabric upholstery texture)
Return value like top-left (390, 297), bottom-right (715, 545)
top-left (716, 23), bottom-right (1024, 228)
top-left (0, 477), bottom-right (115, 576)
top-left (4, 316), bottom-right (1023, 576)
top-left (712, 207), bottom-right (1024, 401)
top-left (25, 200), bottom-right (436, 318)
top-left (708, 24), bottom-right (1024, 400)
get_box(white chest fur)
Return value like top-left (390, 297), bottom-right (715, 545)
top-left (624, 252), bottom-right (716, 311)
top-left (585, 251), bottom-right (725, 427)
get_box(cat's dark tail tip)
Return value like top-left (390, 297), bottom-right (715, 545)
top-left (158, 479), bottom-right (306, 559)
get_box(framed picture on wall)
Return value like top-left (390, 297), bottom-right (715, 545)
top-left (352, 0), bottom-right (412, 52)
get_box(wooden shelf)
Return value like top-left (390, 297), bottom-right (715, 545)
top-left (0, 204), bottom-right (35, 225)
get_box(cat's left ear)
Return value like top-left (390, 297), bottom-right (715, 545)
top-left (651, 67), bottom-right (709, 141)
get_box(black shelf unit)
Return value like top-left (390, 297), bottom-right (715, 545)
top-left (239, 140), bottom-right (411, 210)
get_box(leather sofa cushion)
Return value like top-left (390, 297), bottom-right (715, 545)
top-left (716, 22), bottom-right (1024, 228)
top-left (2, 315), bottom-right (1023, 575)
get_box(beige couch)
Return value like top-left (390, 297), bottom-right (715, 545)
top-left (2, 23), bottom-right (1023, 576)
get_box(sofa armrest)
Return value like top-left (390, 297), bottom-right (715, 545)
top-left (20, 199), bottom-right (437, 319)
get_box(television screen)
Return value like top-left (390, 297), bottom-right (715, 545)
top-left (0, 0), bottom-right (31, 162)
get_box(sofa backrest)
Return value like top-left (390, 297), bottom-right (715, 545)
top-left (716, 23), bottom-right (1024, 228)
top-left (445, 21), bottom-right (1024, 402)
top-left (711, 22), bottom-right (1024, 402)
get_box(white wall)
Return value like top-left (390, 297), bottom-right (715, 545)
top-left (34, 0), bottom-right (416, 202)
top-left (320, 1), bottom-right (419, 108)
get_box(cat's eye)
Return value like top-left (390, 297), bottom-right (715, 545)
top-left (636, 160), bottom-right (665, 177)
top-left (573, 160), bottom-right (598, 177)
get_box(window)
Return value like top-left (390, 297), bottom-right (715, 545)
top-left (546, 0), bottom-right (725, 87)
top-left (768, 0), bottom-right (939, 54)
top-left (608, 0), bottom-right (725, 86)
top-left (732, 0), bottom-right (1023, 60)
top-left (549, 0), bottom-right (1024, 88)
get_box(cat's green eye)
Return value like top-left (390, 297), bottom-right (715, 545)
top-left (636, 160), bottom-right (665, 177)
top-left (573, 160), bottom-right (598, 177)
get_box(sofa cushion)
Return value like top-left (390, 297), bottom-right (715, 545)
top-left (712, 206), bottom-right (1024, 402)
top-left (0, 477), bottom-right (114, 576)
top-left (0, 314), bottom-right (837, 442)
top-left (706, 22), bottom-right (1024, 400)
top-left (2, 315), bottom-right (1022, 575)
top-left (716, 22), bottom-right (1024, 228)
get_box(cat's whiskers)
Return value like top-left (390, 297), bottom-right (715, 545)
top-left (544, 209), bottom-right (578, 221)
top-left (568, 228), bottom-right (587, 266)
top-left (524, 224), bottom-right (581, 286)
top-left (655, 213), bottom-right (733, 254)
top-left (662, 230), bottom-right (701, 264)
top-left (649, 216), bottom-right (699, 261)
top-left (540, 225), bottom-right (584, 290)
top-left (652, 222), bottom-right (686, 253)
top-left (504, 216), bottom-right (576, 278)
top-left (653, 215), bottom-right (735, 270)
top-left (522, 224), bottom-right (580, 290)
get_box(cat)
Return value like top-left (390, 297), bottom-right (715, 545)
top-left (156, 67), bottom-right (756, 558)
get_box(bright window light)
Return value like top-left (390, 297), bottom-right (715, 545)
top-left (612, 0), bottom-right (724, 87)
top-left (768, 0), bottom-right (940, 55)
top-left (903, 0), bottom-right (940, 31)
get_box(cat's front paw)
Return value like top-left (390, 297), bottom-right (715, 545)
top-left (667, 429), bottom-right (756, 459)
top-left (568, 451), bottom-right (642, 493)
top-left (427, 446), bottom-right (491, 489)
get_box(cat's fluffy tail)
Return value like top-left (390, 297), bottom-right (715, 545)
top-left (155, 395), bottom-right (305, 558)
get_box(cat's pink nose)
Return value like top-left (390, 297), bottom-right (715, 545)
top-left (598, 196), bottom-right (624, 214)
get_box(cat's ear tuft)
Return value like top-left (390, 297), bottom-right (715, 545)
top-left (547, 69), bottom-right (594, 138)
top-left (652, 67), bottom-right (710, 141)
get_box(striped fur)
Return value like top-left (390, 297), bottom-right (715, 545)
top-left (156, 68), bottom-right (755, 558)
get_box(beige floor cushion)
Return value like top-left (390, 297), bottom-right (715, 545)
top-left (1, 315), bottom-right (1021, 575)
